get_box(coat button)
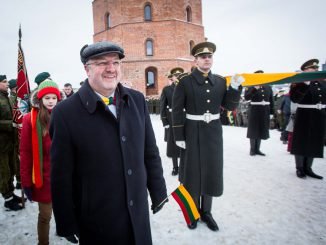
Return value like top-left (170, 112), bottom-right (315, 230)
top-left (127, 169), bottom-right (132, 175)
top-left (206, 89), bottom-right (210, 93)
top-left (206, 110), bottom-right (210, 113)
top-left (207, 99), bottom-right (210, 103)
top-left (129, 200), bottom-right (133, 206)
top-left (121, 136), bottom-right (127, 142)
top-left (205, 80), bottom-right (208, 84)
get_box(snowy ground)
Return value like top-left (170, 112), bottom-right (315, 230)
top-left (0, 114), bottom-right (325, 245)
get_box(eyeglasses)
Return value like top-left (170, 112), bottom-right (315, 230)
top-left (86, 60), bottom-right (121, 68)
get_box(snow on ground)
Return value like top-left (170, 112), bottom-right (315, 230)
top-left (0, 114), bottom-right (325, 245)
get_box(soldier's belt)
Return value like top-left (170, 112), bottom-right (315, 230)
top-left (250, 101), bottom-right (270, 105)
top-left (297, 103), bottom-right (326, 110)
top-left (186, 113), bottom-right (220, 123)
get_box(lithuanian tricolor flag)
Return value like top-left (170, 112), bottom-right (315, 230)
top-left (225, 71), bottom-right (326, 87)
top-left (171, 185), bottom-right (200, 225)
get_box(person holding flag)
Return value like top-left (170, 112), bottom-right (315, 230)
top-left (0, 75), bottom-right (24, 211)
top-left (290, 59), bottom-right (326, 179)
top-left (172, 41), bottom-right (244, 231)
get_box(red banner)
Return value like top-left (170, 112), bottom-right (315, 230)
top-left (12, 27), bottom-right (31, 134)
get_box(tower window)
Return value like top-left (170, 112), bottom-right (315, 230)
top-left (145, 67), bottom-right (157, 88)
top-left (106, 13), bottom-right (111, 29)
top-left (146, 39), bottom-right (153, 56)
top-left (189, 40), bottom-right (195, 54)
top-left (144, 4), bottom-right (152, 21)
top-left (186, 6), bottom-right (192, 22)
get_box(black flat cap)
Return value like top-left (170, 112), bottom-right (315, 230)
top-left (191, 41), bottom-right (216, 57)
top-left (80, 41), bottom-right (125, 64)
top-left (254, 70), bottom-right (264, 73)
top-left (301, 59), bottom-right (319, 71)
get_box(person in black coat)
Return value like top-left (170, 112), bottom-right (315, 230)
top-left (160, 67), bottom-right (183, 176)
top-left (244, 70), bottom-right (274, 156)
top-left (50, 41), bottom-right (168, 245)
top-left (290, 59), bottom-right (325, 179)
top-left (172, 41), bottom-right (244, 231)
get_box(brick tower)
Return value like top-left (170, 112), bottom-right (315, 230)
top-left (92, 0), bottom-right (206, 96)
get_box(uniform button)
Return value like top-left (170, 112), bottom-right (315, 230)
top-left (207, 99), bottom-right (210, 103)
top-left (129, 200), bottom-right (133, 206)
top-left (127, 169), bottom-right (132, 175)
top-left (206, 89), bottom-right (210, 93)
top-left (205, 80), bottom-right (208, 84)
top-left (318, 88), bottom-right (321, 90)
top-left (206, 110), bottom-right (210, 113)
top-left (121, 136), bottom-right (127, 142)
top-left (262, 94), bottom-right (265, 97)
top-left (319, 94), bottom-right (322, 97)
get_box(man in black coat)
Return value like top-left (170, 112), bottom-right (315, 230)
top-left (50, 41), bottom-right (168, 245)
top-left (160, 67), bottom-right (183, 176)
top-left (172, 41), bottom-right (244, 231)
top-left (290, 59), bottom-right (325, 179)
top-left (244, 70), bottom-right (274, 156)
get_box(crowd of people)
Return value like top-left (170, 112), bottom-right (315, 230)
top-left (0, 40), bottom-right (325, 244)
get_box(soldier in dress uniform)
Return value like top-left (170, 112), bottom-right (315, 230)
top-left (0, 75), bottom-right (24, 211)
top-left (290, 59), bottom-right (325, 179)
top-left (172, 42), bottom-right (244, 231)
top-left (160, 67), bottom-right (184, 175)
top-left (8, 79), bottom-right (21, 189)
top-left (244, 70), bottom-right (274, 156)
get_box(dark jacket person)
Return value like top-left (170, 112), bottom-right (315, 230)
top-left (50, 41), bottom-right (168, 245)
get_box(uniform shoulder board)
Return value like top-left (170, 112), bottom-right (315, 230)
top-left (177, 72), bottom-right (190, 80)
top-left (212, 73), bottom-right (226, 81)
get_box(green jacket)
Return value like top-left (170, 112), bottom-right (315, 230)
top-left (0, 90), bottom-right (14, 152)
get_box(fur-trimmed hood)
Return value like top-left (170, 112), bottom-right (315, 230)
top-left (30, 89), bottom-right (66, 108)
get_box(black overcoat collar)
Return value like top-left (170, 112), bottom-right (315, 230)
top-left (191, 68), bottom-right (215, 86)
top-left (78, 79), bottom-right (130, 114)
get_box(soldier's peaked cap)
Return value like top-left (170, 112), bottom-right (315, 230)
top-left (301, 59), bottom-right (319, 71)
top-left (170, 67), bottom-right (184, 75)
top-left (191, 41), bottom-right (216, 57)
top-left (80, 41), bottom-right (125, 64)
top-left (254, 70), bottom-right (264, 73)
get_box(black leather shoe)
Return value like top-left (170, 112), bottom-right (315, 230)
top-left (13, 194), bottom-right (27, 203)
top-left (171, 167), bottom-right (179, 176)
top-left (255, 150), bottom-right (266, 156)
top-left (201, 212), bottom-right (219, 231)
top-left (305, 168), bottom-right (323, 179)
top-left (296, 169), bottom-right (306, 178)
top-left (187, 219), bottom-right (198, 229)
top-left (4, 198), bottom-right (23, 211)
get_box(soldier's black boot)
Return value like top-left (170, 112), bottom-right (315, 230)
top-left (249, 139), bottom-right (256, 156)
top-left (304, 157), bottom-right (323, 179)
top-left (13, 193), bottom-right (27, 203)
top-left (295, 155), bottom-right (306, 178)
top-left (171, 157), bottom-right (179, 176)
top-left (200, 196), bottom-right (219, 231)
top-left (255, 139), bottom-right (265, 156)
top-left (4, 196), bottom-right (23, 211)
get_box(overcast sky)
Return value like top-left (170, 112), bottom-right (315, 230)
top-left (1, 0), bottom-right (325, 89)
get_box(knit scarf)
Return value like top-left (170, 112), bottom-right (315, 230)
top-left (31, 108), bottom-right (43, 188)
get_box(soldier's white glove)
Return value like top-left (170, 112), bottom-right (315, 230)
top-left (176, 141), bottom-right (186, 149)
top-left (164, 125), bottom-right (170, 128)
top-left (230, 74), bottom-right (245, 89)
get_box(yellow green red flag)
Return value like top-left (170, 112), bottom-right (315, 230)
top-left (171, 184), bottom-right (200, 225)
top-left (225, 71), bottom-right (326, 87)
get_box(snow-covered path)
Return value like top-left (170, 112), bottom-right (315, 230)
top-left (0, 115), bottom-right (325, 244)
